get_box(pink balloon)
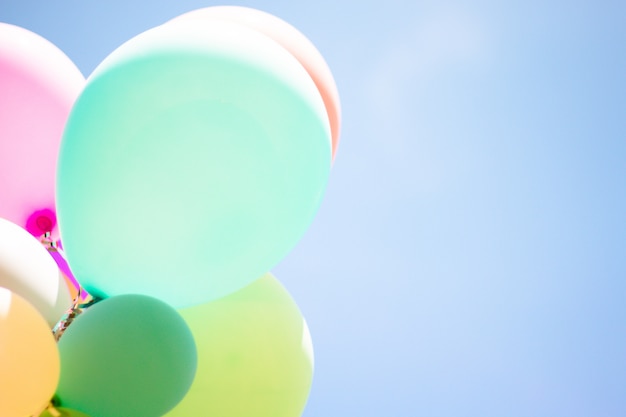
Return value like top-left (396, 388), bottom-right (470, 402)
top-left (169, 6), bottom-right (342, 160)
top-left (0, 23), bottom-right (84, 239)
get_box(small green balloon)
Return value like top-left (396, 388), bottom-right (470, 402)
top-left (164, 273), bottom-right (314, 417)
top-left (56, 19), bottom-right (331, 307)
top-left (55, 294), bottom-right (197, 417)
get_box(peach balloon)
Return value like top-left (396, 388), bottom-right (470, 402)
top-left (0, 23), bottom-right (84, 239)
top-left (0, 288), bottom-right (60, 417)
top-left (169, 6), bottom-right (341, 160)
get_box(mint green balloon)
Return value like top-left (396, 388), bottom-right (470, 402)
top-left (56, 20), bottom-right (331, 307)
top-left (55, 294), bottom-right (197, 417)
top-left (165, 273), bottom-right (314, 417)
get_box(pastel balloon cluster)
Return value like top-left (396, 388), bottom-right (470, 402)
top-left (0, 5), bottom-right (339, 417)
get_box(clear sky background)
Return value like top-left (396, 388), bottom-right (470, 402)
top-left (2, 1), bottom-right (625, 416)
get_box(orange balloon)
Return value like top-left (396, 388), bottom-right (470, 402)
top-left (169, 6), bottom-right (342, 160)
top-left (0, 288), bottom-right (60, 417)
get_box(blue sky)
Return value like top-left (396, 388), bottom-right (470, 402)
top-left (3, 1), bottom-right (625, 416)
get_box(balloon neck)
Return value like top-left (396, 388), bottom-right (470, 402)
top-left (39, 231), bottom-right (58, 251)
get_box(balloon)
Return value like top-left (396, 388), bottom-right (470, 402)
top-left (0, 23), bottom-right (84, 240)
top-left (57, 20), bottom-right (330, 307)
top-left (0, 288), bottom-right (60, 417)
top-left (165, 273), bottom-right (314, 417)
top-left (55, 294), bottom-right (198, 417)
top-left (40, 407), bottom-right (91, 417)
top-left (170, 6), bottom-right (342, 160)
top-left (0, 217), bottom-right (72, 327)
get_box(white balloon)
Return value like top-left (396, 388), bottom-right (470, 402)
top-left (0, 217), bottom-right (71, 327)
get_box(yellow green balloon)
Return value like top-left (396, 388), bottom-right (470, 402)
top-left (0, 288), bottom-right (60, 417)
top-left (165, 273), bottom-right (314, 417)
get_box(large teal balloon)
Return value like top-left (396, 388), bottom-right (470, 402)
top-left (55, 294), bottom-right (197, 417)
top-left (56, 19), bottom-right (331, 307)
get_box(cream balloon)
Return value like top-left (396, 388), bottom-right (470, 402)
top-left (0, 288), bottom-right (61, 417)
top-left (0, 217), bottom-right (72, 327)
top-left (169, 6), bottom-right (342, 160)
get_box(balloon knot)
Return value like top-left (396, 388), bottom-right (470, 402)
top-left (25, 208), bottom-right (57, 237)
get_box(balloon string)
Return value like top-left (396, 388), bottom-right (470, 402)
top-left (37, 234), bottom-right (94, 413)
top-left (29, 399), bottom-right (61, 417)
top-left (46, 235), bottom-right (101, 340)
top-left (39, 232), bottom-right (85, 301)
top-left (52, 288), bottom-right (99, 341)
top-left (44, 402), bottom-right (60, 417)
